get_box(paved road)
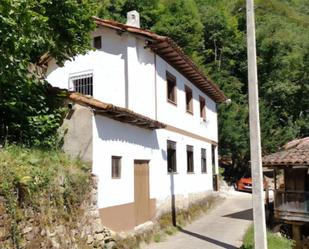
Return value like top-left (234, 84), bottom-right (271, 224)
top-left (143, 191), bottom-right (253, 249)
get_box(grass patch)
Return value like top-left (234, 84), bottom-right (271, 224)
top-left (241, 225), bottom-right (294, 249)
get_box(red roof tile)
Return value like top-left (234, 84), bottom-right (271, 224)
top-left (262, 137), bottom-right (309, 167)
top-left (69, 92), bottom-right (166, 130)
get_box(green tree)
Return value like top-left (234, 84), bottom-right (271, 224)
top-left (0, 0), bottom-right (95, 147)
top-left (97, 0), bottom-right (160, 29)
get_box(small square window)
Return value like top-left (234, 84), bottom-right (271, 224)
top-left (185, 86), bottom-right (193, 114)
top-left (167, 140), bottom-right (177, 173)
top-left (70, 73), bottom-right (93, 96)
top-left (94, 36), bottom-right (102, 49)
top-left (187, 145), bottom-right (194, 173)
top-left (201, 148), bottom-right (207, 173)
top-left (199, 96), bottom-right (206, 120)
top-left (166, 72), bottom-right (177, 104)
top-left (112, 156), bottom-right (121, 178)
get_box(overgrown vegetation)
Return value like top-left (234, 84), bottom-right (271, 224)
top-left (0, 0), bottom-right (95, 148)
top-left (241, 225), bottom-right (294, 249)
top-left (0, 146), bottom-right (92, 248)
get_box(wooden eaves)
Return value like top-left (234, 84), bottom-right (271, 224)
top-left (69, 92), bottom-right (166, 130)
top-left (93, 17), bottom-right (227, 103)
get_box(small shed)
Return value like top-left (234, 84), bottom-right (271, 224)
top-left (262, 137), bottom-right (309, 248)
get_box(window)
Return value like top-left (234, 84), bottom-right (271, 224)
top-left (93, 36), bottom-right (102, 49)
top-left (111, 156), bottom-right (121, 178)
top-left (199, 96), bottom-right (206, 120)
top-left (187, 145), bottom-right (194, 173)
top-left (166, 72), bottom-right (177, 104)
top-left (167, 140), bottom-right (177, 173)
top-left (212, 145), bottom-right (216, 173)
top-left (201, 148), bottom-right (207, 173)
top-left (185, 86), bottom-right (193, 113)
top-left (69, 73), bottom-right (93, 96)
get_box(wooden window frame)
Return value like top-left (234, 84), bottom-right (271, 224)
top-left (199, 96), bottom-right (206, 121)
top-left (111, 156), bottom-right (121, 179)
top-left (166, 71), bottom-right (177, 105)
top-left (187, 145), bottom-right (194, 173)
top-left (94, 36), bottom-right (102, 49)
top-left (185, 85), bottom-right (193, 114)
top-left (167, 140), bottom-right (177, 173)
top-left (211, 145), bottom-right (216, 174)
top-left (201, 148), bottom-right (207, 174)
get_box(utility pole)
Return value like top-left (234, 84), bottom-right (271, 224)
top-left (246, 0), bottom-right (268, 249)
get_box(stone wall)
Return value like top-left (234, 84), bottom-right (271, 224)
top-left (0, 176), bottom-right (114, 249)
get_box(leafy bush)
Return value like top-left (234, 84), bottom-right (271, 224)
top-left (241, 225), bottom-right (294, 249)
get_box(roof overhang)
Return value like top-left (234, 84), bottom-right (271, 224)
top-left (69, 92), bottom-right (166, 130)
top-left (262, 137), bottom-right (309, 168)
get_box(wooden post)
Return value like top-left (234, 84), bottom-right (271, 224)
top-left (292, 224), bottom-right (302, 249)
top-left (246, 0), bottom-right (268, 248)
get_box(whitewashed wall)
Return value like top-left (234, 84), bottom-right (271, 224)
top-left (155, 55), bottom-right (218, 142)
top-left (93, 116), bottom-right (214, 209)
top-left (46, 26), bottom-right (218, 144)
top-left (45, 25), bottom-right (220, 210)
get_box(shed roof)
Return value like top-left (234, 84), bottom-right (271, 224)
top-left (69, 92), bottom-right (166, 130)
top-left (262, 137), bottom-right (309, 167)
top-left (93, 17), bottom-right (227, 103)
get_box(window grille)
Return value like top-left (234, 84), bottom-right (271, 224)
top-left (69, 73), bottom-right (93, 96)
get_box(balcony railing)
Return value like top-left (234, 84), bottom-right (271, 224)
top-left (274, 190), bottom-right (309, 222)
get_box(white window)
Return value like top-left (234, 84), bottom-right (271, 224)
top-left (69, 72), bottom-right (93, 96)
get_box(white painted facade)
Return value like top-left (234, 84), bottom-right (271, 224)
top-left (46, 23), bottom-right (220, 229)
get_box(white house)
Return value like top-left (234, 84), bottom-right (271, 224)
top-left (44, 11), bottom-right (227, 232)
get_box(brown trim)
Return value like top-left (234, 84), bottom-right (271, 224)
top-left (167, 99), bottom-right (177, 106)
top-left (166, 71), bottom-right (177, 104)
top-left (185, 85), bottom-right (193, 114)
top-left (165, 125), bottom-right (218, 145)
top-left (111, 156), bottom-right (121, 179)
top-left (99, 199), bottom-right (156, 232)
top-left (199, 96), bottom-right (206, 121)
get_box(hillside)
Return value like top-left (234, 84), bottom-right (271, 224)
top-left (0, 147), bottom-right (112, 249)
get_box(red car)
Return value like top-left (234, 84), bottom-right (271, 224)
top-left (234, 175), bottom-right (268, 192)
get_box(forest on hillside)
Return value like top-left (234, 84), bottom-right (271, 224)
top-left (97, 0), bottom-right (309, 174)
top-left (0, 0), bottom-right (308, 176)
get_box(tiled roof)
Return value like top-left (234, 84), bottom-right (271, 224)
top-left (262, 137), bottom-right (309, 167)
top-left (93, 17), bottom-right (227, 103)
top-left (69, 92), bottom-right (166, 130)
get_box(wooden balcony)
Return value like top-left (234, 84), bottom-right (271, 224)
top-left (274, 190), bottom-right (309, 222)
